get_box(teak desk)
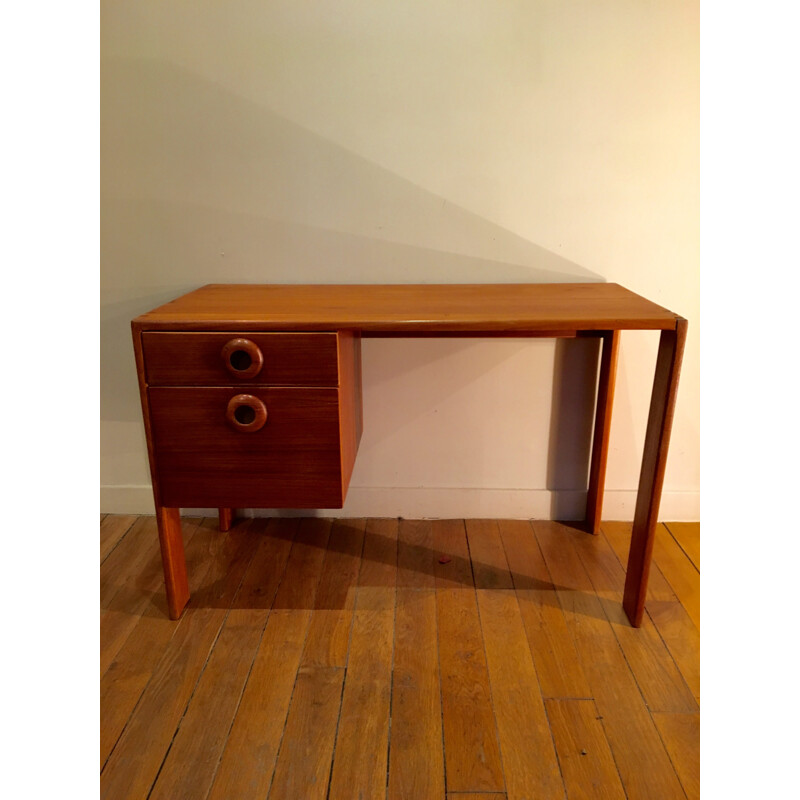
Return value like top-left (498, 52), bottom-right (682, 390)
top-left (132, 283), bottom-right (686, 627)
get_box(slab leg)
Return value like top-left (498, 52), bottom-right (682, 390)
top-left (155, 506), bottom-right (190, 620)
top-left (623, 319), bottom-right (687, 627)
top-left (218, 507), bottom-right (234, 532)
top-left (585, 330), bottom-right (620, 535)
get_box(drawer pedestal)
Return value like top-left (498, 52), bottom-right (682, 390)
top-left (132, 325), bottom-right (362, 619)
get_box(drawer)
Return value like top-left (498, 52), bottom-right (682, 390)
top-left (149, 386), bottom-right (351, 508)
top-left (142, 331), bottom-right (340, 386)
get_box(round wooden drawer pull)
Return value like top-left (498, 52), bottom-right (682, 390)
top-left (226, 394), bottom-right (268, 432)
top-left (221, 338), bottom-right (263, 379)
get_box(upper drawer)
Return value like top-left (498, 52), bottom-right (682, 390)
top-left (142, 332), bottom-right (340, 386)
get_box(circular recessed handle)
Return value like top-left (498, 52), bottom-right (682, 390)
top-left (226, 394), bottom-right (268, 433)
top-left (221, 338), bottom-right (264, 380)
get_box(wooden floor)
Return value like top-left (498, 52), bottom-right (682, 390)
top-left (100, 515), bottom-right (699, 800)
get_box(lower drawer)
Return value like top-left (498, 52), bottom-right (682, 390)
top-left (148, 386), bottom-right (349, 508)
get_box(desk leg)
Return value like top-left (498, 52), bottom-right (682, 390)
top-left (586, 330), bottom-right (620, 535)
top-left (218, 507), bottom-right (234, 532)
top-left (623, 319), bottom-right (687, 627)
top-left (155, 506), bottom-right (190, 620)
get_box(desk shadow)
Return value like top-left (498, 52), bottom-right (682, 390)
top-left (189, 517), bottom-right (608, 622)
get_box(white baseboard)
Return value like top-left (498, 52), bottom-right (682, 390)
top-left (101, 485), bottom-right (699, 521)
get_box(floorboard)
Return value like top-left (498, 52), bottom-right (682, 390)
top-left (387, 518), bottom-right (446, 799)
top-left (467, 520), bottom-right (564, 799)
top-left (602, 521), bottom-right (700, 703)
top-left (434, 519), bottom-right (506, 794)
top-left (328, 518), bottom-right (397, 800)
top-left (653, 525), bottom-right (700, 628)
top-left (652, 711), bottom-right (700, 800)
top-left (572, 526), bottom-right (697, 714)
top-left (207, 518), bottom-right (329, 800)
top-left (533, 521), bottom-right (687, 800)
top-left (100, 515), bottom-right (700, 800)
top-left (149, 519), bottom-right (295, 800)
top-left (100, 516), bottom-right (159, 611)
top-left (269, 664), bottom-right (345, 800)
top-left (499, 519), bottom-right (592, 701)
top-left (101, 521), bottom-right (260, 799)
top-left (99, 514), bottom-right (136, 563)
top-left (100, 517), bottom-right (203, 678)
top-left (664, 522), bottom-right (700, 571)
top-left (545, 698), bottom-right (626, 799)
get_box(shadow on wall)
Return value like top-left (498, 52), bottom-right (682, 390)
top-left (548, 338), bottom-right (602, 517)
top-left (102, 57), bottom-right (606, 496)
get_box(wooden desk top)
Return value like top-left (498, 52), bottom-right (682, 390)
top-left (134, 283), bottom-right (680, 333)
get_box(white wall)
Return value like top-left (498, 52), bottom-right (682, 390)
top-left (101, 0), bottom-right (699, 520)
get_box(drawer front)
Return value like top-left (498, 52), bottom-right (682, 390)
top-left (148, 387), bottom-right (345, 508)
top-left (142, 332), bottom-right (340, 386)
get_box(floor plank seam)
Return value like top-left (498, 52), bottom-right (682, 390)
top-left (433, 534), bottom-right (448, 799)
top-left (663, 523), bottom-right (700, 574)
top-left (650, 536), bottom-right (699, 629)
top-left (650, 716), bottom-right (692, 800)
top-left (324, 519), bottom-right (382, 800)
top-left (101, 663), bottom-right (150, 775)
top-left (599, 527), bottom-right (699, 710)
top-left (646, 606), bottom-right (699, 708)
top-left (100, 516), bottom-right (214, 776)
top-left (597, 526), bottom-right (698, 700)
top-left (261, 639), bottom-right (304, 799)
top-left (384, 538), bottom-right (400, 796)
top-left (204, 519), bottom-right (298, 800)
top-left (524, 520), bottom-right (586, 673)
top-left (590, 697), bottom-right (630, 800)
top-left (571, 532), bottom-right (663, 705)
top-left (506, 519), bottom-right (574, 702)
top-left (328, 522), bottom-right (370, 800)
top-left (145, 521), bottom-right (258, 799)
top-left (144, 621), bottom-right (218, 798)
top-left (569, 525), bottom-right (691, 796)
top-left (654, 574), bottom-right (699, 634)
top-left (464, 520), bottom-right (509, 797)
top-left (323, 667), bottom-right (349, 800)
top-left (102, 517), bottom-right (697, 800)
top-left (539, 695), bottom-right (570, 799)
top-left (100, 514), bottom-right (139, 565)
top-left (265, 521), bottom-right (336, 800)
top-left (100, 518), bottom-right (202, 683)
top-left (530, 521), bottom-right (641, 799)
top-left (496, 519), bottom-right (568, 799)
top-left (573, 527), bottom-right (693, 720)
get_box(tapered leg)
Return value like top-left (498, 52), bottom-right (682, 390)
top-left (155, 506), bottom-right (190, 620)
top-left (623, 319), bottom-right (687, 626)
top-left (218, 507), bottom-right (234, 532)
top-left (586, 330), bottom-right (620, 535)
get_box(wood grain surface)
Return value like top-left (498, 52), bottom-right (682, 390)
top-left (133, 283), bottom-right (680, 332)
top-left (148, 386), bottom-right (346, 508)
top-left (534, 520), bottom-right (687, 799)
top-left (545, 698), bottom-right (626, 800)
top-left (101, 515), bottom-right (699, 800)
top-left (623, 319), bottom-right (688, 626)
top-left (142, 331), bottom-right (340, 386)
top-left (434, 519), bottom-right (505, 793)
